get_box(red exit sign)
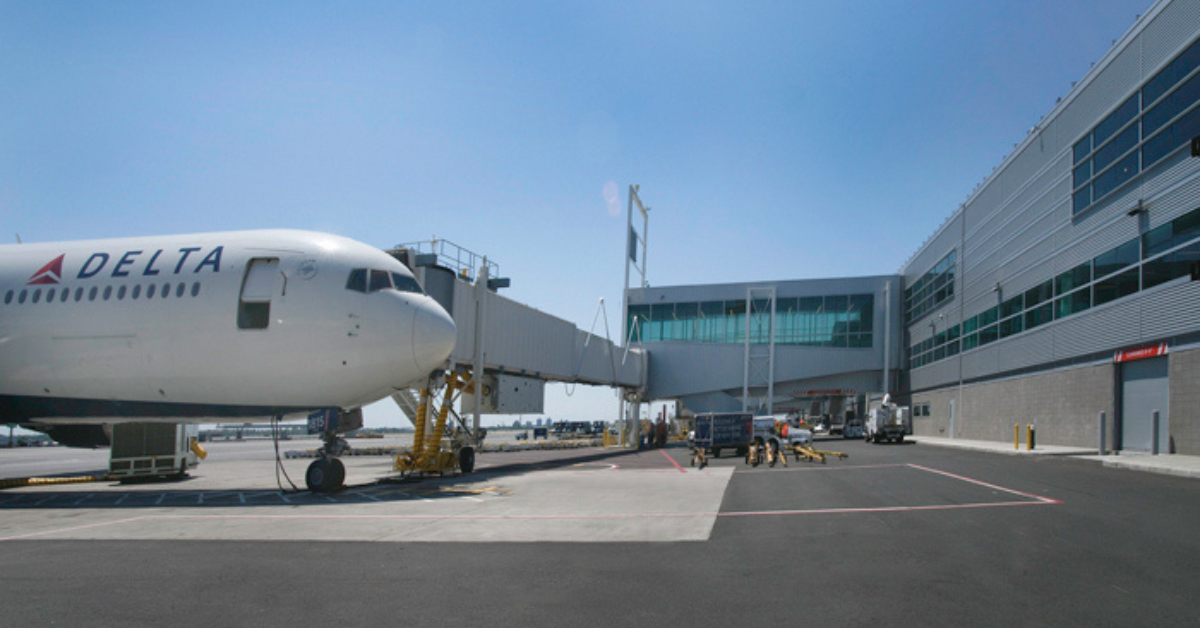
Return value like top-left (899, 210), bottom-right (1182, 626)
top-left (1114, 343), bottom-right (1168, 363)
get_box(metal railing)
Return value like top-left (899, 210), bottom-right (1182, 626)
top-left (394, 238), bottom-right (499, 279)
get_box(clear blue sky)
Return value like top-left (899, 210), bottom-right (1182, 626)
top-left (0, 1), bottom-right (1151, 427)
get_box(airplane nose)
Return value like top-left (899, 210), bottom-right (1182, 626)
top-left (411, 300), bottom-right (457, 375)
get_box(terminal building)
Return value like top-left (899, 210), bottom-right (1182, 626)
top-left (627, 0), bottom-right (1200, 455)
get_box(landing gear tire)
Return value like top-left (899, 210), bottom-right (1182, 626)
top-left (458, 447), bottom-right (476, 474)
top-left (306, 457), bottom-right (345, 493)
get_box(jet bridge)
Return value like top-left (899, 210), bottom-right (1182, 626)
top-left (387, 240), bottom-right (647, 451)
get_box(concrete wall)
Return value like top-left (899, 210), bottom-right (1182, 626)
top-left (911, 363), bottom-right (1115, 448)
top-left (1169, 346), bottom-right (1200, 454)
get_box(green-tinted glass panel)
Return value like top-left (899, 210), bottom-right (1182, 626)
top-left (1024, 303), bottom-right (1054, 330)
top-left (1024, 280), bottom-right (1053, 308)
top-left (1055, 289), bottom-right (1091, 319)
top-left (1000, 294), bottom-right (1023, 318)
top-left (978, 306), bottom-right (999, 327)
top-left (1143, 223), bottom-right (1174, 258)
top-left (1095, 238), bottom-right (1140, 278)
top-left (1094, 268), bottom-right (1140, 306)
top-left (1175, 206), bottom-right (1200, 243)
top-left (1055, 263), bottom-right (1091, 295)
top-left (1143, 242), bottom-right (1200, 289)
top-left (999, 315), bottom-right (1024, 338)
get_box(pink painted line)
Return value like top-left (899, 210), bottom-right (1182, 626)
top-left (906, 464), bottom-right (1063, 504)
top-left (658, 449), bottom-right (687, 473)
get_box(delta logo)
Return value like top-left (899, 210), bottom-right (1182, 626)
top-left (25, 246), bottom-right (224, 287)
top-left (27, 254), bottom-right (65, 285)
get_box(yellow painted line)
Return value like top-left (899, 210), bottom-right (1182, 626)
top-left (0, 475), bottom-right (109, 489)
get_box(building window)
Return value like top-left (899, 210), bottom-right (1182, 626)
top-left (1074, 36), bottom-right (1200, 215)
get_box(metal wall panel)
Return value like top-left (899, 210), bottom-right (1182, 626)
top-left (996, 327), bottom-right (1056, 373)
top-left (1139, 280), bottom-right (1200, 338)
top-left (961, 343), bottom-right (1001, 381)
top-left (1054, 213), bottom-right (1141, 272)
top-left (1144, 162), bottom-right (1200, 221)
top-left (449, 278), bottom-right (645, 389)
top-left (1143, 0), bottom-right (1200, 74)
top-left (1053, 298), bottom-right (1143, 357)
top-left (910, 357), bottom-right (960, 391)
top-left (1053, 38), bottom-right (1143, 152)
top-left (484, 293), bottom-right (576, 377)
top-left (643, 342), bottom-right (884, 400)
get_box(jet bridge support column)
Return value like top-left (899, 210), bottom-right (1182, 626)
top-left (472, 258), bottom-right (488, 441)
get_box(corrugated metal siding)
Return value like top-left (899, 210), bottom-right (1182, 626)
top-left (1055, 39), bottom-right (1143, 149)
top-left (899, 2), bottom-right (1200, 392)
top-left (451, 280), bottom-right (477, 362)
top-left (996, 327), bottom-right (1056, 373)
top-left (1140, 280), bottom-right (1200, 337)
top-left (910, 357), bottom-right (960, 392)
top-left (961, 344), bottom-right (1000, 381)
top-left (644, 342), bottom-right (883, 399)
top-left (1054, 214), bottom-right (1140, 271)
top-left (1145, 164), bottom-right (1200, 220)
top-left (1143, 0), bottom-right (1200, 74)
top-left (484, 294), bottom-right (577, 376)
top-left (1054, 298), bottom-right (1143, 356)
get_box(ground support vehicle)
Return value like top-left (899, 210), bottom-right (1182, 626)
top-left (692, 412), bottom-right (753, 461)
top-left (791, 443), bottom-right (849, 464)
top-left (842, 418), bottom-right (864, 439)
top-left (866, 405), bottom-right (907, 444)
top-left (109, 423), bottom-right (205, 481)
top-left (744, 416), bottom-right (815, 468)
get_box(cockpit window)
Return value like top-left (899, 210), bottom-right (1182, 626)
top-left (346, 268), bottom-right (367, 293)
top-left (391, 272), bottom-right (424, 294)
top-left (369, 269), bottom-right (392, 292)
top-left (348, 267), bottom-right (424, 295)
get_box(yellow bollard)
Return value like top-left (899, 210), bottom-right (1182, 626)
top-left (1015, 424), bottom-right (1020, 450)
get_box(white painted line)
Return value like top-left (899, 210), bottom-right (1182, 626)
top-left (0, 516), bottom-right (151, 542)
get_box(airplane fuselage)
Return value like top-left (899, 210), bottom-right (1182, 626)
top-left (0, 229), bottom-right (456, 427)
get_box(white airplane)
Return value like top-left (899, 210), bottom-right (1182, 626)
top-left (0, 229), bottom-right (457, 491)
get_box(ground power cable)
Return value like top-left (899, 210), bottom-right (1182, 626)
top-left (273, 415), bottom-right (302, 494)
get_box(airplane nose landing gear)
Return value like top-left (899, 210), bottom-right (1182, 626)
top-left (306, 456), bottom-right (345, 493)
top-left (305, 411), bottom-right (356, 493)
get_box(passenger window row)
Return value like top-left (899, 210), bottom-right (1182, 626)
top-left (4, 282), bottom-right (202, 305)
top-left (344, 268), bottom-right (424, 294)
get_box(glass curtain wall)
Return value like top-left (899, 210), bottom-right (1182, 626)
top-left (627, 294), bottom-right (873, 348)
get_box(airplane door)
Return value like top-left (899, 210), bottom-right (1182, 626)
top-left (238, 258), bottom-right (279, 330)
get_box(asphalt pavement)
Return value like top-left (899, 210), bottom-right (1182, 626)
top-left (1, 437), bottom-right (1198, 628)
